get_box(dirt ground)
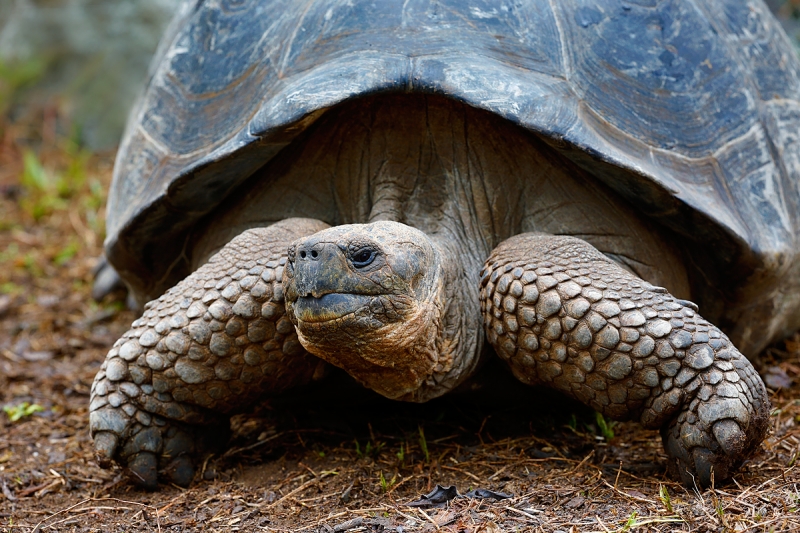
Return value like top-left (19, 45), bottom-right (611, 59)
top-left (2, 116), bottom-right (800, 533)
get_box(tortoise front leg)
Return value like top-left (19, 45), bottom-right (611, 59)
top-left (90, 218), bottom-right (329, 489)
top-left (479, 234), bottom-right (770, 487)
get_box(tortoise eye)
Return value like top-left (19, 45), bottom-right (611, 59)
top-left (351, 248), bottom-right (377, 268)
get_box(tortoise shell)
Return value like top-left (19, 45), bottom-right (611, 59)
top-left (106, 0), bottom-right (800, 355)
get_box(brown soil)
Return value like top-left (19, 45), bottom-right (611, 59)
top-left (2, 116), bottom-right (800, 532)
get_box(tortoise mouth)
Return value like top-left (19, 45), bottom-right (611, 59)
top-left (292, 293), bottom-right (373, 323)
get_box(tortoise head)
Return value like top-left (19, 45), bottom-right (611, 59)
top-left (283, 221), bottom-right (446, 400)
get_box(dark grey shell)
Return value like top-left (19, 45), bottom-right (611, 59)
top-left (107, 0), bottom-right (800, 355)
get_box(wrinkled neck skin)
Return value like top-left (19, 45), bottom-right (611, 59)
top-left (401, 235), bottom-right (485, 402)
top-left (399, 235), bottom-right (483, 402)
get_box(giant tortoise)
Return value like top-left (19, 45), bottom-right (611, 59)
top-left (89, 0), bottom-right (800, 489)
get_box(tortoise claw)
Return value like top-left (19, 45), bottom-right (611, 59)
top-left (160, 425), bottom-right (203, 487)
top-left (163, 455), bottom-right (196, 487)
top-left (128, 452), bottom-right (159, 491)
top-left (93, 431), bottom-right (119, 468)
top-left (713, 419), bottom-right (747, 457)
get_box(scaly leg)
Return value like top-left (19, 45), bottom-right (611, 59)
top-left (480, 234), bottom-right (770, 487)
top-left (90, 218), bottom-right (329, 489)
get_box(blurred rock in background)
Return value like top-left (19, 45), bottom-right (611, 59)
top-left (0, 0), bottom-right (180, 149)
top-left (770, 0), bottom-right (800, 52)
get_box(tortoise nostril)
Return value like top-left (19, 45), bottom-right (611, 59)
top-left (300, 250), bottom-right (306, 259)
top-left (311, 250), bottom-right (318, 258)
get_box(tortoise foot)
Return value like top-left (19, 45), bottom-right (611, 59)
top-left (90, 218), bottom-right (328, 489)
top-left (480, 233), bottom-right (770, 488)
top-left (92, 406), bottom-right (228, 489)
top-left (660, 355), bottom-right (770, 487)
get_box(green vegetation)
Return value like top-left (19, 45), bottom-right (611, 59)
top-left (3, 402), bottom-right (44, 422)
top-left (354, 438), bottom-right (384, 459)
top-left (565, 411), bottom-right (616, 441)
top-left (396, 442), bottom-right (405, 463)
top-left (595, 411), bottom-right (616, 440)
top-left (53, 241), bottom-right (80, 265)
top-left (378, 471), bottom-right (397, 492)
top-left (19, 142), bottom-right (96, 223)
top-left (418, 425), bottom-right (430, 463)
top-left (0, 57), bottom-right (48, 117)
top-left (658, 484), bottom-right (673, 513)
top-left (0, 58), bottom-right (111, 300)
top-left (620, 510), bottom-right (637, 532)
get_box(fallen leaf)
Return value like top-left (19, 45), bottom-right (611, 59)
top-left (407, 485), bottom-right (514, 508)
top-left (407, 485), bottom-right (459, 507)
top-left (464, 488), bottom-right (512, 500)
top-left (764, 366), bottom-right (793, 389)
